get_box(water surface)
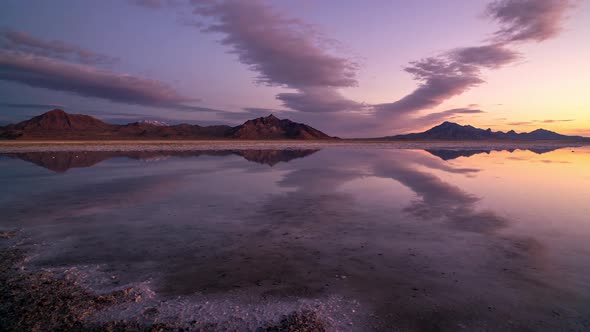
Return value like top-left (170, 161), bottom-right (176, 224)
top-left (1, 146), bottom-right (589, 330)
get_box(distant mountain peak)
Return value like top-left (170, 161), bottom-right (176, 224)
top-left (437, 121), bottom-right (460, 127)
top-left (139, 119), bottom-right (168, 126)
top-left (45, 108), bottom-right (67, 115)
top-left (228, 114), bottom-right (332, 140)
top-left (384, 121), bottom-right (589, 142)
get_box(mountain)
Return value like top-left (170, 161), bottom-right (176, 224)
top-left (385, 121), bottom-right (589, 141)
top-left (139, 120), bottom-right (168, 126)
top-left (0, 109), bottom-right (115, 139)
top-left (226, 114), bottom-right (332, 140)
top-left (0, 110), bottom-right (334, 140)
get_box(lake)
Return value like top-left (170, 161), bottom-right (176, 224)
top-left (1, 144), bottom-right (589, 331)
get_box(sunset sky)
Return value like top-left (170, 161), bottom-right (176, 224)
top-left (1, 0), bottom-right (588, 137)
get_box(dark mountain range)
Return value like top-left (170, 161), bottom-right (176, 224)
top-left (0, 109), bottom-right (334, 140)
top-left (2, 149), bottom-right (319, 172)
top-left (385, 121), bottom-right (589, 141)
top-left (226, 114), bottom-right (331, 139)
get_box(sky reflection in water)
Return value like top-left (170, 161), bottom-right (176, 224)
top-left (1, 147), bottom-right (589, 330)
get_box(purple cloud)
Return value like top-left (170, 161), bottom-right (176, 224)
top-left (0, 29), bottom-right (118, 65)
top-left (276, 87), bottom-right (366, 113)
top-left (376, 44), bottom-right (520, 117)
top-left (450, 44), bottom-right (521, 68)
top-left (191, 0), bottom-right (357, 88)
top-left (376, 57), bottom-right (484, 116)
top-left (487, 0), bottom-right (576, 42)
top-left (413, 108), bottom-right (485, 125)
top-left (376, 0), bottom-right (575, 124)
top-left (0, 102), bottom-right (66, 110)
top-left (191, 0), bottom-right (361, 113)
top-left (130, 0), bottom-right (182, 9)
top-left (0, 51), bottom-right (211, 111)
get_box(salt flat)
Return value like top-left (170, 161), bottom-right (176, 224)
top-left (0, 140), bottom-right (588, 153)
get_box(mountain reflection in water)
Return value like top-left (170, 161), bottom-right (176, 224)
top-left (425, 147), bottom-right (560, 160)
top-left (1, 149), bottom-right (320, 172)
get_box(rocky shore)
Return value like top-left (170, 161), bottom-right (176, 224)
top-left (0, 231), bottom-right (326, 332)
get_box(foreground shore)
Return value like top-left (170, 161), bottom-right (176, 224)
top-left (0, 231), bottom-right (326, 331)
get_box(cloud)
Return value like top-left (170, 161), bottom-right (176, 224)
top-left (505, 119), bottom-right (575, 126)
top-left (376, 58), bottom-right (483, 116)
top-left (0, 50), bottom-right (210, 111)
top-left (376, 44), bottom-right (519, 118)
top-left (276, 87), bottom-right (366, 113)
top-left (449, 44), bottom-right (521, 68)
top-left (0, 28), bottom-right (118, 65)
top-left (542, 119), bottom-right (574, 123)
top-left (191, 0), bottom-right (361, 113)
top-left (413, 108), bottom-right (485, 125)
top-left (486, 0), bottom-right (576, 42)
top-left (375, 0), bottom-right (575, 128)
top-left (130, 0), bottom-right (183, 9)
top-left (507, 121), bottom-right (534, 126)
top-left (191, 0), bottom-right (357, 88)
top-left (0, 102), bottom-right (65, 109)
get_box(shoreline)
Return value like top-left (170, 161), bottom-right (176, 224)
top-left (0, 230), bottom-right (328, 331)
top-left (1, 140), bottom-right (588, 153)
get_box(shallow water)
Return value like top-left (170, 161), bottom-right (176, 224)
top-left (1, 146), bottom-right (590, 330)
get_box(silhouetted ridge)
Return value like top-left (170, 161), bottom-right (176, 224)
top-left (384, 122), bottom-right (589, 141)
top-left (0, 110), bottom-right (334, 140)
top-left (227, 114), bottom-right (332, 140)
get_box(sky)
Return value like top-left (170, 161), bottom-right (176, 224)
top-left (0, 0), bottom-right (588, 137)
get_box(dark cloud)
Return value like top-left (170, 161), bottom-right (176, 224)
top-left (191, 0), bottom-right (361, 113)
top-left (276, 87), bottom-right (366, 113)
top-left (376, 44), bottom-right (518, 118)
top-left (0, 29), bottom-right (118, 65)
top-left (0, 51), bottom-right (212, 111)
top-left (449, 44), bottom-right (521, 68)
top-left (191, 0), bottom-right (357, 88)
top-left (376, 59), bottom-right (481, 116)
top-left (486, 0), bottom-right (576, 42)
top-left (130, 0), bottom-right (184, 9)
top-left (0, 102), bottom-right (65, 109)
